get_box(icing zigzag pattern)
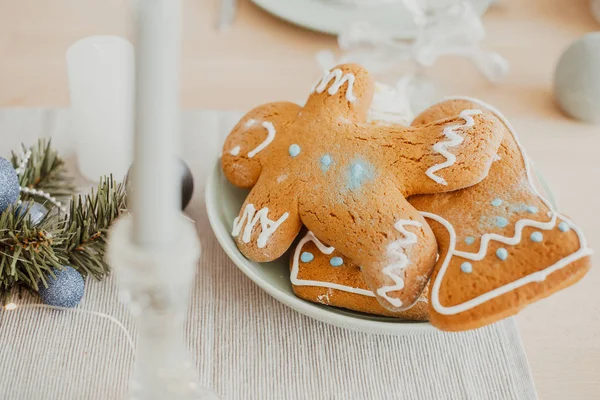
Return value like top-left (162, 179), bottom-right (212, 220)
top-left (311, 69), bottom-right (357, 103)
top-left (232, 204), bottom-right (289, 249)
top-left (376, 220), bottom-right (422, 308)
top-left (426, 109), bottom-right (482, 185)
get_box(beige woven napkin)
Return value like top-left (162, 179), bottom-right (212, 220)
top-left (0, 109), bottom-right (537, 400)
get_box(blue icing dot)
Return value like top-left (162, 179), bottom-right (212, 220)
top-left (491, 198), bottom-right (503, 207)
top-left (330, 257), bottom-right (344, 267)
top-left (526, 205), bottom-right (538, 214)
top-left (464, 236), bottom-right (476, 245)
top-left (288, 144), bottom-right (301, 157)
top-left (530, 231), bottom-right (543, 243)
top-left (495, 216), bottom-right (509, 228)
top-left (496, 248), bottom-right (508, 261)
top-left (558, 222), bottom-right (570, 232)
top-left (300, 251), bottom-right (314, 263)
top-left (320, 154), bottom-right (332, 171)
top-left (347, 159), bottom-right (375, 190)
top-left (461, 262), bottom-right (473, 273)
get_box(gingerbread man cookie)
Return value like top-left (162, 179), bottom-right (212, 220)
top-left (409, 98), bottom-right (593, 331)
top-left (221, 64), bottom-right (504, 311)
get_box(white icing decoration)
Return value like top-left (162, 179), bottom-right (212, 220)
top-left (317, 288), bottom-right (333, 305)
top-left (276, 174), bottom-right (288, 183)
top-left (376, 220), bottom-right (422, 308)
top-left (245, 119), bottom-right (256, 128)
top-left (425, 109), bottom-right (483, 185)
top-left (312, 69), bottom-right (357, 103)
top-left (291, 232), bottom-right (374, 297)
top-left (247, 121), bottom-right (276, 159)
top-left (291, 231), bottom-right (428, 305)
top-left (230, 145), bottom-right (241, 156)
top-left (232, 204), bottom-right (289, 249)
top-left (423, 96), bottom-right (593, 315)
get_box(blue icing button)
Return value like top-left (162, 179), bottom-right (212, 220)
top-left (491, 198), bottom-right (503, 207)
top-left (330, 257), bottom-right (344, 267)
top-left (300, 251), bottom-right (314, 263)
top-left (320, 154), bottom-right (332, 171)
top-left (347, 159), bottom-right (375, 190)
top-left (526, 205), bottom-right (538, 214)
top-left (558, 221), bottom-right (570, 232)
top-left (530, 231), bottom-right (543, 243)
top-left (460, 262), bottom-right (473, 273)
top-left (288, 144), bottom-right (301, 157)
top-left (495, 216), bottom-right (509, 228)
top-left (464, 236), bottom-right (476, 245)
top-left (496, 248), bottom-right (508, 261)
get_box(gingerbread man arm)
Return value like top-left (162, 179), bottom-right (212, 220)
top-left (354, 110), bottom-right (503, 196)
top-left (298, 177), bottom-right (437, 311)
top-left (232, 173), bottom-right (303, 262)
top-left (221, 101), bottom-right (301, 188)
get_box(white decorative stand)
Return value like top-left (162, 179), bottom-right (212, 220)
top-left (107, 215), bottom-right (219, 400)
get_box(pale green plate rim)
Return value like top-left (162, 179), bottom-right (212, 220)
top-left (206, 158), bottom-right (557, 335)
top-left (206, 158), bottom-right (436, 335)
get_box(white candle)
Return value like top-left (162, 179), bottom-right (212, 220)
top-left (132, 0), bottom-right (182, 246)
top-left (67, 36), bottom-right (134, 181)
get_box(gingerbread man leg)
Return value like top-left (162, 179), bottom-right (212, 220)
top-left (299, 177), bottom-right (437, 311)
top-left (232, 173), bottom-right (303, 262)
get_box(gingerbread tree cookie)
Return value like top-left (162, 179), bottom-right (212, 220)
top-left (410, 98), bottom-right (593, 331)
top-left (221, 64), bottom-right (504, 311)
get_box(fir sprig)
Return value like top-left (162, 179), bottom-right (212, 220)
top-left (11, 139), bottom-right (76, 204)
top-left (1, 139), bottom-right (128, 303)
top-left (0, 202), bottom-right (69, 303)
top-left (63, 176), bottom-right (127, 279)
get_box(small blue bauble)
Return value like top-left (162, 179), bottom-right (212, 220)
top-left (0, 157), bottom-right (20, 213)
top-left (16, 202), bottom-right (48, 225)
top-left (39, 266), bottom-right (85, 308)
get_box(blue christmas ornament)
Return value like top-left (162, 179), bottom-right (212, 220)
top-left (16, 202), bottom-right (48, 225)
top-left (39, 266), bottom-right (85, 308)
top-left (0, 157), bottom-right (20, 213)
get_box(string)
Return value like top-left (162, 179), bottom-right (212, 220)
top-left (4, 303), bottom-right (135, 351)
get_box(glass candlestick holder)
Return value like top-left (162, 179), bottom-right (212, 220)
top-left (107, 215), bottom-right (219, 400)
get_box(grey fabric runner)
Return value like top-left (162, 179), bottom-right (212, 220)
top-left (0, 109), bottom-right (537, 400)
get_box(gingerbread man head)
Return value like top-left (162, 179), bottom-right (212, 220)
top-left (221, 64), bottom-right (504, 311)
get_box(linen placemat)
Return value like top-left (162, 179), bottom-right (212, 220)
top-left (0, 109), bottom-right (538, 400)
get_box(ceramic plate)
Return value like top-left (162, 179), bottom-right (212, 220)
top-left (251, 0), bottom-right (491, 37)
top-left (206, 156), bottom-right (556, 335)
top-left (206, 159), bottom-right (436, 334)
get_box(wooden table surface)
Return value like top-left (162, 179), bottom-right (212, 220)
top-left (1, 0), bottom-right (599, 398)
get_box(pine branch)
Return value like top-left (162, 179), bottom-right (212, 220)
top-left (62, 176), bottom-right (127, 279)
top-left (11, 139), bottom-right (76, 206)
top-left (0, 202), bottom-right (69, 304)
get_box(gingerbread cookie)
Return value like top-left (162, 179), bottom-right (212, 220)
top-left (291, 231), bottom-right (429, 320)
top-left (222, 64), bottom-right (504, 311)
top-left (408, 98), bottom-right (593, 331)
